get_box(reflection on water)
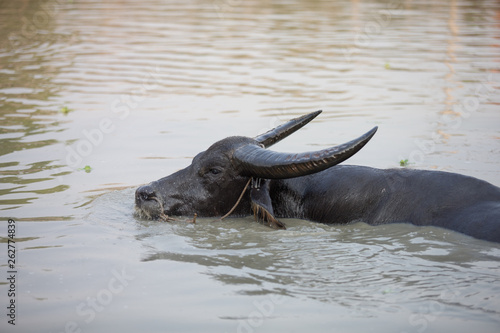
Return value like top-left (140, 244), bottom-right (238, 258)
top-left (0, 0), bottom-right (500, 332)
top-left (0, 1), bottom-right (74, 217)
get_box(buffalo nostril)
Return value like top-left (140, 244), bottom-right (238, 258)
top-left (136, 185), bottom-right (156, 201)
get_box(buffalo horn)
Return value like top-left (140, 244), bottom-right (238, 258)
top-left (234, 126), bottom-right (378, 179)
top-left (254, 110), bottom-right (322, 148)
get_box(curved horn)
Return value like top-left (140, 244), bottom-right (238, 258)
top-left (254, 110), bottom-right (322, 148)
top-left (234, 127), bottom-right (378, 179)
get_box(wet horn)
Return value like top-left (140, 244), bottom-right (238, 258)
top-left (234, 126), bottom-right (378, 179)
top-left (254, 110), bottom-right (322, 148)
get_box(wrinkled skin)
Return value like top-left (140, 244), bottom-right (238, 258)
top-left (135, 112), bottom-right (500, 243)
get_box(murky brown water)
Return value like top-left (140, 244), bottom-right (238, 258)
top-left (1, 0), bottom-right (500, 332)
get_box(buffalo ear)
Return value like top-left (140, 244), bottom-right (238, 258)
top-left (250, 178), bottom-right (286, 230)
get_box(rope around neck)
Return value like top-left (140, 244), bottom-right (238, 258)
top-left (220, 178), bottom-right (252, 220)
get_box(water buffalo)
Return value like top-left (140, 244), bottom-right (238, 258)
top-left (135, 111), bottom-right (500, 243)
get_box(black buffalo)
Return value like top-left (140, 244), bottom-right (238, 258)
top-left (135, 111), bottom-right (500, 243)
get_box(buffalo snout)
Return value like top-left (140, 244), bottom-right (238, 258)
top-left (136, 184), bottom-right (156, 202)
top-left (135, 184), bottom-right (164, 219)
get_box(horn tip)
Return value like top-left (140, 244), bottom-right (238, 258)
top-left (309, 110), bottom-right (322, 118)
top-left (363, 126), bottom-right (378, 141)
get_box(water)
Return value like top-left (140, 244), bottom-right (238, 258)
top-left (1, 0), bottom-right (500, 332)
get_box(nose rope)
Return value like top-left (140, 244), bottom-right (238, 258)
top-left (152, 197), bottom-right (175, 222)
top-left (153, 196), bottom-right (197, 224)
top-left (220, 178), bottom-right (252, 220)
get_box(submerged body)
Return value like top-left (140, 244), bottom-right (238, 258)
top-left (270, 166), bottom-right (500, 242)
top-left (135, 111), bottom-right (500, 243)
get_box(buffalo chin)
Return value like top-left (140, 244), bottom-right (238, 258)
top-left (134, 201), bottom-right (163, 220)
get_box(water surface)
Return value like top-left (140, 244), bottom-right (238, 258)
top-left (1, 0), bottom-right (499, 332)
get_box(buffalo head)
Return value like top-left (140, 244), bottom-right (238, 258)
top-left (135, 111), bottom-right (377, 227)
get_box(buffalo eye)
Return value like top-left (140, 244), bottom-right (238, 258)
top-left (209, 167), bottom-right (222, 175)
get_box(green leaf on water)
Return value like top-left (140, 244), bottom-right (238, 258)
top-left (60, 106), bottom-right (72, 115)
top-left (399, 159), bottom-right (409, 167)
top-left (79, 165), bottom-right (92, 173)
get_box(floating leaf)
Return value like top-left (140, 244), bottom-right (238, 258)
top-left (399, 159), bottom-right (409, 167)
top-left (78, 165), bottom-right (92, 173)
top-left (60, 106), bottom-right (72, 115)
